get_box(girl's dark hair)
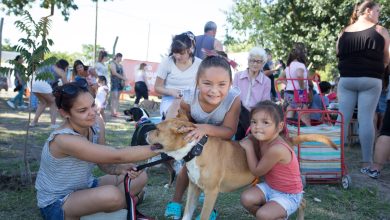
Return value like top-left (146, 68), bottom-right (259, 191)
top-left (278, 59), bottom-right (286, 69)
top-left (287, 42), bottom-right (307, 66)
top-left (196, 55), bottom-right (232, 84)
top-left (139, 63), bottom-right (147, 70)
top-left (169, 32), bottom-right (195, 57)
top-left (14, 55), bottom-right (22, 61)
top-left (98, 50), bottom-right (108, 62)
top-left (115, 53), bottom-right (123, 59)
top-left (98, 75), bottom-right (107, 84)
top-left (250, 100), bottom-right (284, 134)
top-left (349, 0), bottom-right (377, 25)
top-left (72, 60), bottom-right (85, 77)
top-left (52, 82), bottom-right (89, 112)
top-left (56, 59), bottom-right (69, 71)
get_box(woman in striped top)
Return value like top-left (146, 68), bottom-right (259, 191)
top-left (35, 80), bottom-right (158, 220)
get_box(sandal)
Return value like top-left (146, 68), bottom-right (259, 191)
top-left (164, 201), bottom-right (182, 219)
top-left (196, 209), bottom-right (218, 220)
top-left (136, 190), bottom-right (145, 205)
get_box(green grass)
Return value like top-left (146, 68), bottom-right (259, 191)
top-left (0, 96), bottom-right (390, 219)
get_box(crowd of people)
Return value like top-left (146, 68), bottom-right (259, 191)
top-left (1, 0), bottom-right (390, 219)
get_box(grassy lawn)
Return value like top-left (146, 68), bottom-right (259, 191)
top-left (0, 93), bottom-right (390, 219)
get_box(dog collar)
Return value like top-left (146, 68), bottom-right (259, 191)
top-left (183, 135), bottom-right (208, 162)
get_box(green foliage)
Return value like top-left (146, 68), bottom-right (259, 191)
top-left (0, 11), bottom-right (56, 82)
top-left (45, 51), bottom-right (80, 67)
top-left (80, 44), bottom-right (104, 65)
top-left (225, 0), bottom-right (390, 72)
top-left (1, 0), bottom-right (112, 21)
top-left (1, 39), bottom-right (14, 51)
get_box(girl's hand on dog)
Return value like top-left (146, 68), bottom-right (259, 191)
top-left (184, 124), bottom-right (207, 143)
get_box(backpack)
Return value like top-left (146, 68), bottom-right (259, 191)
top-left (130, 119), bottom-right (156, 146)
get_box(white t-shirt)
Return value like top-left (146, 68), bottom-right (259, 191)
top-left (156, 56), bottom-right (202, 92)
top-left (95, 62), bottom-right (109, 80)
top-left (95, 85), bottom-right (109, 108)
top-left (135, 70), bottom-right (146, 83)
top-left (285, 61), bottom-right (308, 91)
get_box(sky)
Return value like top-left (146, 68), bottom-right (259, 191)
top-left (1, 0), bottom-right (235, 63)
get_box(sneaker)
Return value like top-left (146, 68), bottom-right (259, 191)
top-left (7, 100), bottom-right (15, 109)
top-left (164, 202), bottom-right (182, 220)
top-left (367, 169), bottom-right (380, 179)
top-left (17, 104), bottom-right (28, 109)
top-left (360, 167), bottom-right (370, 175)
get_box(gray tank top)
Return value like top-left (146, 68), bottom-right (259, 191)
top-left (35, 124), bottom-right (100, 208)
top-left (195, 35), bottom-right (215, 59)
top-left (185, 87), bottom-right (240, 125)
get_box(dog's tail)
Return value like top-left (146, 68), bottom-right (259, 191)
top-left (290, 134), bottom-right (338, 150)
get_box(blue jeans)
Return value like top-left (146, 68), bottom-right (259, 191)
top-left (12, 84), bottom-right (25, 106)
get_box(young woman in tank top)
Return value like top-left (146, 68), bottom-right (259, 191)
top-left (336, 0), bottom-right (390, 174)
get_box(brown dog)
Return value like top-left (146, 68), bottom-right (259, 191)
top-left (147, 117), bottom-right (337, 220)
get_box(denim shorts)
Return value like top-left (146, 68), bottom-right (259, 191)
top-left (39, 179), bottom-right (99, 220)
top-left (376, 91), bottom-right (388, 113)
top-left (257, 182), bottom-right (303, 217)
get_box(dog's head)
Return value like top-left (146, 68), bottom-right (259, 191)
top-left (124, 107), bottom-right (150, 122)
top-left (146, 117), bottom-right (196, 159)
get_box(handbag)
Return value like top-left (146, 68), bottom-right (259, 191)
top-left (287, 67), bottom-right (308, 103)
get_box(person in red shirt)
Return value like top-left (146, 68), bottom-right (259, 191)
top-left (240, 100), bottom-right (303, 219)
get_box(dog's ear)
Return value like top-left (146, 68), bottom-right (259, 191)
top-left (170, 119), bottom-right (195, 134)
top-left (176, 109), bottom-right (189, 121)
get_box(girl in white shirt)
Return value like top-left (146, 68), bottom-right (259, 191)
top-left (95, 76), bottom-right (109, 122)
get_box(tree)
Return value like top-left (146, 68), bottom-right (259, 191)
top-left (0, 11), bottom-right (56, 185)
top-left (1, 0), bottom-right (111, 21)
top-left (225, 0), bottom-right (390, 71)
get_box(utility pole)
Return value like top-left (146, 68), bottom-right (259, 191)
top-left (94, 1), bottom-right (98, 64)
top-left (146, 22), bottom-right (151, 61)
top-left (0, 18), bottom-right (4, 66)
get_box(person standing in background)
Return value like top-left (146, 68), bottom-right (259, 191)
top-left (7, 55), bottom-right (28, 109)
top-left (31, 59), bottom-right (69, 128)
top-left (134, 63), bottom-right (150, 107)
top-left (263, 49), bottom-right (282, 101)
top-left (109, 53), bottom-right (127, 117)
top-left (95, 50), bottom-right (110, 88)
top-left (194, 21), bottom-right (223, 59)
top-left (336, 0), bottom-right (390, 173)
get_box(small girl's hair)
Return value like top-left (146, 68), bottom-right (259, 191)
top-left (251, 100), bottom-right (284, 133)
top-left (196, 55), bottom-right (232, 84)
top-left (349, 0), bottom-right (377, 25)
top-left (98, 75), bottom-right (107, 84)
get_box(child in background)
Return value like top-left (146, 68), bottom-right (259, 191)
top-left (95, 76), bottom-right (109, 122)
top-left (327, 77), bottom-right (339, 103)
top-left (310, 81), bottom-right (332, 122)
top-left (164, 55), bottom-right (241, 220)
top-left (240, 100), bottom-right (303, 220)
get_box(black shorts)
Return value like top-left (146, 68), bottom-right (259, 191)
top-left (380, 100), bottom-right (390, 137)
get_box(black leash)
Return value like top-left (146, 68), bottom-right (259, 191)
top-left (135, 153), bottom-right (173, 171)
